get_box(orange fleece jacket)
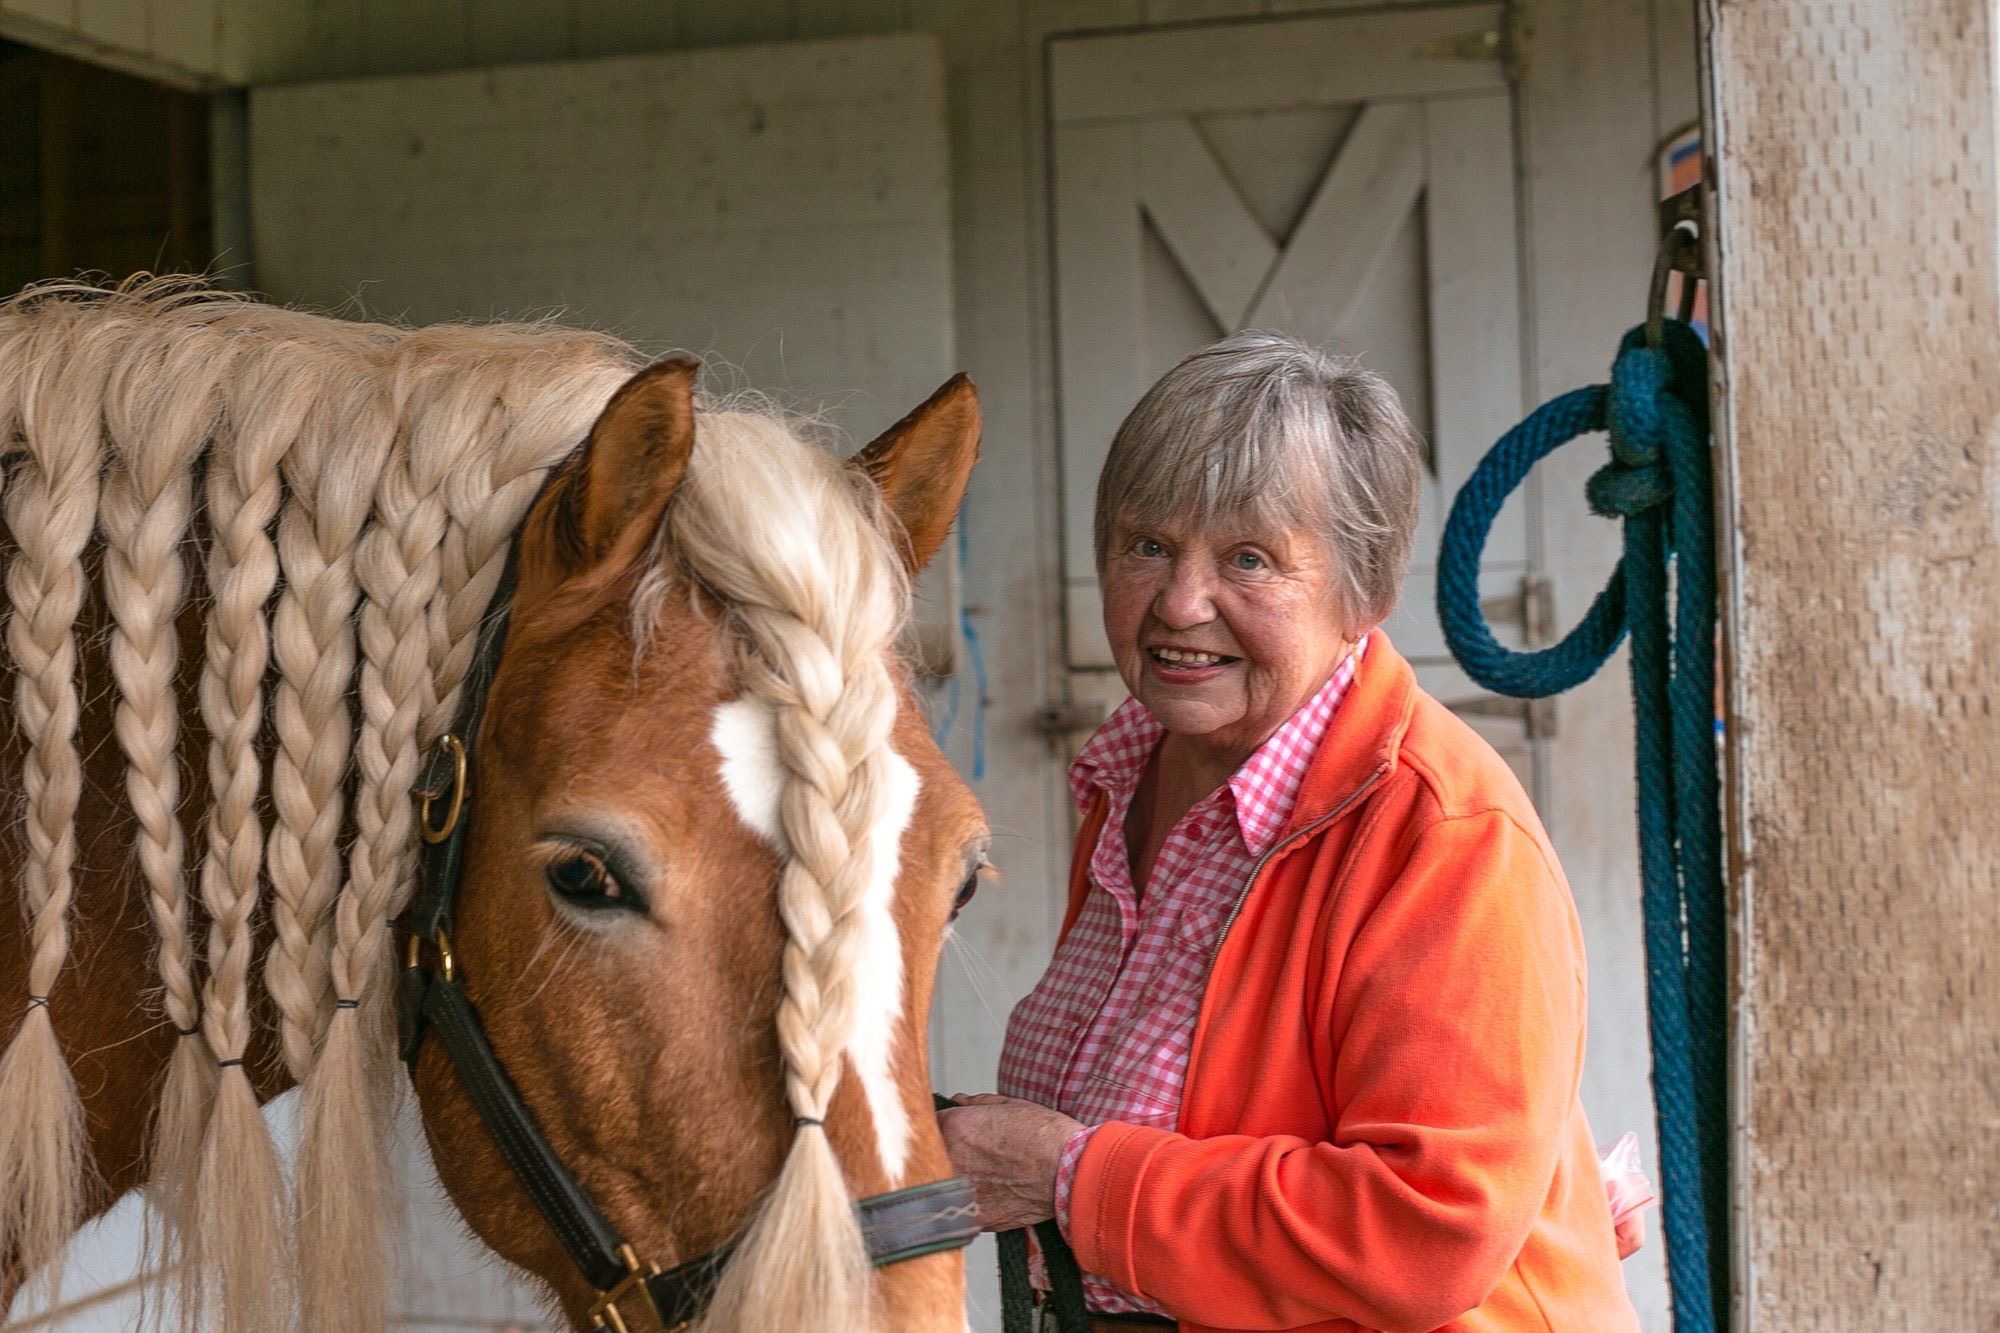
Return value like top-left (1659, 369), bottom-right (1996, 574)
top-left (1060, 634), bottom-right (1640, 1333)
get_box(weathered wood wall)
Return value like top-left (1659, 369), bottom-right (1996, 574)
top-left (1702, 0), bottom-right (2000, 1325)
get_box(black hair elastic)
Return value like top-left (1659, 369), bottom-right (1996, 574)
top-left (216, 1058), bottom-right (244, 1069)
top-left (25, 995), bottom-right (49, 1012)
top-left (334, 998), bottom-right (359, 1010)
top-left (794, 1116), bottom-right (826, 1129)
top-left (176, 1025), bottom-right (200, 1037)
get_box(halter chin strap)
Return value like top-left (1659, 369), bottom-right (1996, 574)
top-left (396, 540), bottom-right (980, 1332)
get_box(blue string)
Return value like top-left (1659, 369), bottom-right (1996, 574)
top-left (1437, 320), bottom-right (1728, 1332)
top-left (929, 505), bottom-right (989, 781)
top-left (959, 513), bottom-right (988, 781)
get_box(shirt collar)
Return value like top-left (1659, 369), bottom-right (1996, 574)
top-left (1066, 634), bottom-right (1370, 856)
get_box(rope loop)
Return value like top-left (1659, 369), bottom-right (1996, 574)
top-left (1438, 322), bottom-right (1709, 700)
top-left (1436, 384), bottom-right (1623, 698)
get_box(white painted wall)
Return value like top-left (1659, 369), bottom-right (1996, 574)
top-left (5, 2), bottom-right (1701, 1328)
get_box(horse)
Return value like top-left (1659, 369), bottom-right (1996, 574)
top-left (0, 279), bottom-right (989, 1332)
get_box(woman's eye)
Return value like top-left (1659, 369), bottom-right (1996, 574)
top-left (1132, 537), bottom-right (1167, 558)
top-left (546, 852), bottom-right (640, 912)
top-left (1231, 550), bottom-right (1266, 571)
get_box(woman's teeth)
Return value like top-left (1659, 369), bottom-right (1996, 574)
top-left (1152, 648), bottom-right (1230, 666)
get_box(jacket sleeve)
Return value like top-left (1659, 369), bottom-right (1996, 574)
top-left (1063, 808), bottom-right (1588, 1332)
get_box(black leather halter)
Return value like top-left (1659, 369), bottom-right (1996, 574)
top-left (396, 544), bottom-right (981, 1332)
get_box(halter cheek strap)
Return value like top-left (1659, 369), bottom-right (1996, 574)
top-left (395, 537), bottom-right (979, 1333)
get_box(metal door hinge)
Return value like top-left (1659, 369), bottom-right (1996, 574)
top-left (1036, 702), bottom-right (1108, 735)
top-left (1481, 574), bottom-right (1556, 647)
top-left (1452, 572), bottom-right (1556, 737)
top-left (1414, 3), bottom-right (1532, 83)
top-left (1450, 693), bottom-right (1558, 740)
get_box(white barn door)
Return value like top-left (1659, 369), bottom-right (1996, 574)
top-left (1050, 6), bottom-right (1541, 785)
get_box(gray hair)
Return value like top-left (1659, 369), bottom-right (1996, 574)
top-left (1093, 330), bottom-right (1424, 630)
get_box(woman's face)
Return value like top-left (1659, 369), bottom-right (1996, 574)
top-left (1102, 512), bottom-right (1354, 758)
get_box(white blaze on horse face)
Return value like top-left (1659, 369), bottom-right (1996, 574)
top-left (710, 696), bottom-right (919, 1184)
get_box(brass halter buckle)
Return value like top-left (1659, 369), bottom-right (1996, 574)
top-left (404, 926), bottom-right (455, 983)
top-left (588, 1244), bottom-right (667, 1333)
top-left (417, 734), bottom-right (468, 844)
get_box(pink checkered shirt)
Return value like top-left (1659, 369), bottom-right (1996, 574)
top-left (996, 638), bottom-right (1367, 1316)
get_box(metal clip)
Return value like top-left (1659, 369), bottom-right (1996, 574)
top-left (417, 734), bottom-right (468, 844)
top-left (1646, 183), bottom-right (1706, 347)
top-left (588, 1244), bottom-right (665, 1333)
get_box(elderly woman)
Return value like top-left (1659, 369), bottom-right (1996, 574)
top-left (941, 332), bottom-right (1639, 1332)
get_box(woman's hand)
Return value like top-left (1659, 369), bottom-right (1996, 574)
top-left (937, 1093), bottom-right (1084, 1232)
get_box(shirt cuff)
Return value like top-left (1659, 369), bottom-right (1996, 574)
top-left (1053, 1124), bottom-right (1098, 1245)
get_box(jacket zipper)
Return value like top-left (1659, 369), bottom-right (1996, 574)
top-left (1204, 764), bottom-right (1389, 976)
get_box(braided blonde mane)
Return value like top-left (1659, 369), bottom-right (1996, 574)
top-left (0, 280), bottom-right (636, 1328)
top-left (654, 411), bottom-right (910, 1333)
top-left (0, 280), bottom-right (920, 1333)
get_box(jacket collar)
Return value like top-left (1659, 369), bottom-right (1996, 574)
top-left (1276, 628), bottom-right (1418, 839)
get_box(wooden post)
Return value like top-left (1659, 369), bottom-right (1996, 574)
top-left (1700, 1), bottom-right (2000, 1327)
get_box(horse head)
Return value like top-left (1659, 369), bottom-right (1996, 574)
top-left (413, 359), bottom-right (987, 1331)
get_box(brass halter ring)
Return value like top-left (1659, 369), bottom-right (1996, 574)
top-left (418, 734), bottom-right (468, 844)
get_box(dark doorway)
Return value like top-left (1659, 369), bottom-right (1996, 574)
top-left (1, 40), bottom-right (213, 297)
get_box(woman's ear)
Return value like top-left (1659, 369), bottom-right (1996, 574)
top-left (518, 357), bottom-right (699, 599)
top-left (851, 374), bottom-right (981, 573)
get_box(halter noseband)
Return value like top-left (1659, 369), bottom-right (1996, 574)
top-left (395, 546), bottom-right (980, 1332)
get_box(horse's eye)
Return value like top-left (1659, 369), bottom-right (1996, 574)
top-left (950, 873), bottom-right (979, 920)
top-left (546, 851), bottom-right (641, 913)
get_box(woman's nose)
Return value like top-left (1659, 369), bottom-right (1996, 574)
top-left (1152, 561), bottom-right (1217, 628)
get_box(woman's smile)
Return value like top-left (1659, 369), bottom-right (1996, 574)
top-left (1146, 643), bottom-right (1241, 684)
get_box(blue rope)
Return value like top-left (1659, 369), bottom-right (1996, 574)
top-left (1438, 320), bottom-right (1728, 1331)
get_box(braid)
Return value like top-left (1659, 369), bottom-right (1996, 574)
top-left (301, 340), bottom-right (454, 1333)
top-left (667, 411), bottom-right (909, 1333)
top-left (284, 353), bottom-right (402, 1333)
top-left (0, 303), bottom-right (108, 1294)
top-left (99, 326), bottom-right (230, 1259)
top-left (188, 344), bottom-right (295, 1333)
top-left (266, 358), bottom-right (391, 1083)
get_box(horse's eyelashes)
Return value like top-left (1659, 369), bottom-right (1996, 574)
top-left (949, 872), bottom-right (979, 921)
top-left (949, 856), bottom-right (994, 922)
top-left (545, 849), bottom-right (645, 914)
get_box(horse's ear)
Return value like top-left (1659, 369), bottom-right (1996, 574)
top-left (526, 357), bottom-right (700, 592)
top-left (852, 373), bottom-right (981, 572)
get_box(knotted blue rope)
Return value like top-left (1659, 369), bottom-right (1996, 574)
top-left (1438, 320), bottom-right (1728, 1331)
